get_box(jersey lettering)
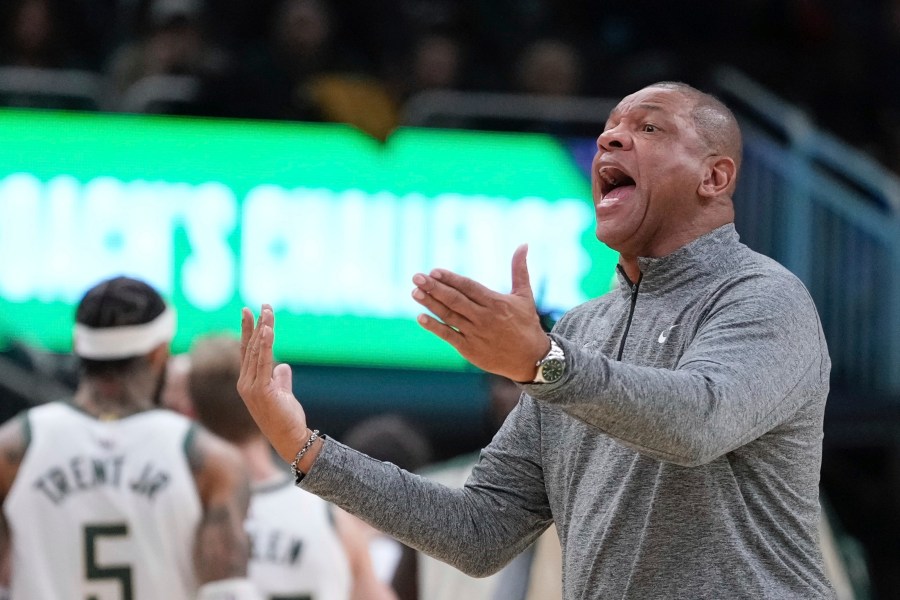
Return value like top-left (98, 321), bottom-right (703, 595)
top-left (129, 463), bottom-right (171, 500)
top-left (33, 455), bottom-right (125, 504)
top-left (249, 528), bottom-right (305, 566)
top-left (32, 455), bottom-right (172, 504)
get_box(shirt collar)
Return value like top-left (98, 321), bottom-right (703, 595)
top-left (614, 223), bottom-right (741, 296)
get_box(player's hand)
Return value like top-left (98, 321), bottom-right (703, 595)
top-left (237, 305), bottom-right (310, 463)
top-left (411, 244), bottom-right (550, 382)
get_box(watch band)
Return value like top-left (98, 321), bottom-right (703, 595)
top-left (532, 338), bottom-right (565, 383)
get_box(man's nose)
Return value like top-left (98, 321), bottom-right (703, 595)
top-left (596, 127), bottom-right (631, 152)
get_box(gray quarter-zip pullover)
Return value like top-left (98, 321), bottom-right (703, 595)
top-left (302, 223), bottom-right (835, 599)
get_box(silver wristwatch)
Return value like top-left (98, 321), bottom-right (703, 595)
top-left (532, 338), bottom-right (565, 384)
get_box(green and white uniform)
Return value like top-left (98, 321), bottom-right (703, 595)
top-left (247, 476), bottom-right (352, 600)
top-left (4, 402), bottom-right (202, 600)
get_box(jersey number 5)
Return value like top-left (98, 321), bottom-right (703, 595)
top-left (84, 524), bottom-right (134, 600)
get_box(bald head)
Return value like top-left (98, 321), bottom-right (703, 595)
top-left (649, 81), bottom-right (743, 174)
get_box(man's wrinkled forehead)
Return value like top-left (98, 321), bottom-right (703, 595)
top-left (606, 86), bottom-right (692, 123)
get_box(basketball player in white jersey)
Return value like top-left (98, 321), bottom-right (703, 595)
top-left (187, 335), bottom-right (398, 600)
top-left (0, 276), bottom-right (261, 600)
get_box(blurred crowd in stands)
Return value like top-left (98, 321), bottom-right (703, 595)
top-left (1, 0), bottom-right (900, 170)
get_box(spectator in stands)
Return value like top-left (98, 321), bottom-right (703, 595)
top-left (0, 0), bottom-right (85, 70)
top-left (245, 0), bottom-right (399, 139)
top-left (504, 37), bottom-right (588, 135)
top-left (237, 81), bottom-right (835, 598)
top-left (254, 0), bottom-right (342, 121)
top-left (188, 334), bottom-right (399, 600)
top-left (0, 275), bottom-right (259, 599)
top-left (408, 33), bottom-right (465, 95)
top-left (395, 30), bottom-right (483, 130)
top-left (454, 0), bottom-right (553, 91)
top-left (105, 0), bottom-right (232, 111)
top-left (513, 38), bottom-right (584, 97)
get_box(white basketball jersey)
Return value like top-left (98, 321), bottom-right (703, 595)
top-left (246, 476), bottom-right (352, 600)
top-left (4, 402), bottom-right (203, 600)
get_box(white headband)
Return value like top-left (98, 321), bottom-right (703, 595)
top-left (74, 308), bottom-right (176, 360)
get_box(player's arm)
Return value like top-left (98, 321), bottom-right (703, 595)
top-left (187, 425), bottom-right (262, 600)
top-left (334, 508), bottom-right (400, 600)
top-left (0, 413), bottom-right (29, 596)
top-left (0, 413), bottom-right (28, 503)
top-left (0, 550), bottom-right (8, 600)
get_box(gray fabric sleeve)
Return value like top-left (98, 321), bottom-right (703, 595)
top-left (524, 272), bottom-right (829, 466)
top-left (300, 400), bottom-right (553, 577)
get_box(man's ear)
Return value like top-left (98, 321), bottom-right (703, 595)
top-left (698, 156), bottom-right (737, 198)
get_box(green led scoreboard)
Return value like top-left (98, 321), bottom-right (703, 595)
top-left (0, 109), bottom-right (617, 370)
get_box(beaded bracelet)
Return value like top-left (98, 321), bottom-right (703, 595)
top-left (290, 429), bottom-right (320, 485)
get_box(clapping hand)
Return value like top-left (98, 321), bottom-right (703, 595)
top-left (411, 244), bottom-right (550, 382)
top-left (237, 305), bottom-right (311, 464)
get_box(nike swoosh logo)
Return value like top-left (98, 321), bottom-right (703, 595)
top-left (657, 324), bottom-right (679, 343)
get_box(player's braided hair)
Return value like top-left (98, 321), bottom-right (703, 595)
top-left (76, 276), bottom-right (166, 375)
top-left (76, 276), bottom-right (166, 329)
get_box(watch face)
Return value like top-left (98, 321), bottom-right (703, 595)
top-left (541, 358), bottom-right (565, 383)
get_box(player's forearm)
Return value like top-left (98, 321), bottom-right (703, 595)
top-left (188, 429), bottom-right (254, 583)
top-left (194, 501), bottom-right (250, 582)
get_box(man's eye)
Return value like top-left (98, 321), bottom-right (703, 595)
top-left (642, 124), bottom-right (658, 132)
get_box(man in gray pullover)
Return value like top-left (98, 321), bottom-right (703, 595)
top-left (237, 82), bottom-right (835, 599)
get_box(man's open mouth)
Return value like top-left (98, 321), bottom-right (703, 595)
top-left (598, 166), bottom-right (636, 198)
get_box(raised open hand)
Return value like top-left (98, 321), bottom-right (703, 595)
top-left (411, 244), bottom-right (550, 382)
top-left (237, 305), bottom-right (311, 463)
